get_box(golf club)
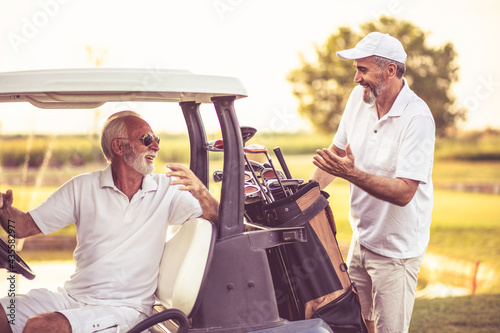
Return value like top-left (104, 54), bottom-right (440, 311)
top-left (213, 169), bottom-right (223, 182)
top-left (260, 168), bottom-right (285, 182)
top-left (273, 146), bottom-right (298, 193)
top-left (216, 170), bottom-right (254, 183)
top-left (244, 153), bottom-right (273, 204)
top-left (267, 179), bottom-right (303, 196)
top-left (205, 126), bottom-right (257, 152)
top-left (244, 144), bottom-right (288, 197)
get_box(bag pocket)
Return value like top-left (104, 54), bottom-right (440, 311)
top-left (311, 284), bottom-right (368, 333)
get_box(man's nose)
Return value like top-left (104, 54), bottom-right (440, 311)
top-left (354, 71), bottom-right (362, 84)
top-left (150, 140), bottom-right (160, 152)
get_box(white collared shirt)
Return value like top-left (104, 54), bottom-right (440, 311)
top-left (29, 165), bottom-right (202, 314)
top-left (333, 79), bottom-right (435, 258)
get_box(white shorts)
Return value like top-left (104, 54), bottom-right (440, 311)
top-left (346, 236), bottom-right (424, 333)
top-left (0, 288), bottom-right (147, 333)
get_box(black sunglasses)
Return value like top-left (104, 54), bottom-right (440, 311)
top-left (117, 133), bottom-right (160, 147)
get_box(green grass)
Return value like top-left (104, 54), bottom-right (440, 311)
top-left (0, 131), bottom-right (336, 169)
top-left (435, 129), bottom-right (500, 161)
top-left (0, 135), bottom-right (103, 168)
top-left (428, 189), bottom-right (500, 294)
top-left (433, 160), bottom-right (500, 189)
top-left (411, 294), bottom-right (500, 332)
top-left (245, 131), bottom-right (334, 155)
top-left (4, 154), bottom-right (499, 270)
top-left (1, 136), bottom-right (500, 331)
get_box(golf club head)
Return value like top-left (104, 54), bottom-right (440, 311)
top-left (244, 143), bottom-right (268, 154)
top-left (241, 126), bottom-right (257, 144)
top-left (244, 170), bottom-right (256, 184)
top-left (244, 183), bottom-right (272, 204)
top-left (205, 139), bottom-right (224, 152)
top-left (267, 178), bottom-right (304, 188)
top-left (206, 127), bottom-right (255, 152)
top-left (260, 168), bottom-right (285, 181)
top-left (213, 170), bottom-right (223, 182)
top-left (245, 160), bottom-right (266, 173)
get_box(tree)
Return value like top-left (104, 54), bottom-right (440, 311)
top-left (287, 17), bottom-right (465, 137)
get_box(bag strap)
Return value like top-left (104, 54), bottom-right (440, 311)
top-left (265, 193), bottom-right (329, 228)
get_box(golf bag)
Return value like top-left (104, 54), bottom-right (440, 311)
top-left (258, 180), bottom-right (368, 333)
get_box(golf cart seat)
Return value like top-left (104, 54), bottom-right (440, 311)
top-left (127, 218), bottom-right (217, 333)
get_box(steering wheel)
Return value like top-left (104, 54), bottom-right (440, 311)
top-left (0, 237), bottom-right (35, 280)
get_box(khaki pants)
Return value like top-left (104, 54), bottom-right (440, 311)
top-left (346, 236), bottom-right (425, 333)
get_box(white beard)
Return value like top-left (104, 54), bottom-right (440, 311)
top-left (362, 74), bottom-right (386, 105)
top-left (363, 87), bottom-right (377, 105)
top-left (124, 146), bottom-right (155, 175)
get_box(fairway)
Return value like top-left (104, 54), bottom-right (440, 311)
top-left (1, 149), bottom-right (500, 332)
top-left (2, 151), bottom-right (500, 296)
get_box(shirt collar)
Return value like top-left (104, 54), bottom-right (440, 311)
top-left (100, 164), bottom-right (115, 189)
top-left (386, 77), bottom-right (412, 118)
top-left (100, 164), bottom-right (158, 192)
top-left (141, 173), bottom-right (159, 192)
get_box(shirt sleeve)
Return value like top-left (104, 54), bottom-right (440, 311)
top-left (396, 114), bottom-right (436, 184)
top-left (29, 178), bottom-right (79, 235)
top-left (167, 188), bottom-right (203, 225)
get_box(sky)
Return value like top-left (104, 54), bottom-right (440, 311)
top-left (0, 0), bottom-right (499, 135)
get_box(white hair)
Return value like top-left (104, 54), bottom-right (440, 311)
top-left (371, 56), bottom-right (405, 78)
top-left (100, 110), bottom-right (143, 162)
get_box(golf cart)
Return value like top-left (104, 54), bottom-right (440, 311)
top-left (0, 68), bottom-right (365, 333)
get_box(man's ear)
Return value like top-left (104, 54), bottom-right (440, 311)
top-left (387, 63), bottom-right (397, 78)
top-left (111, 139), bottom-right (124, 156)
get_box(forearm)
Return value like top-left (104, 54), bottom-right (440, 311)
top-left (311, 167), bottom-right (336, 190)
top-left (166, 163), bottom-right (220, 223)
top-left (346, 168), bottom-right (417, 206)
top-left (198, 190), bottom-right (219, 224)
top-left (0, 208), bottom-right (41, 239)
top-left (314, 143), bottom-right (419, 206)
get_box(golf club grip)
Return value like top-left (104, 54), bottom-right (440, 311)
top-left (273, 147), bottom-right (292, 179)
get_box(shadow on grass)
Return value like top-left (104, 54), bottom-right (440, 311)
top-left (411, 294), bottom-right (500, 332)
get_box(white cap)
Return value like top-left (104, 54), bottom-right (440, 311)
top-left (336, 32), bottom-right (407, 64)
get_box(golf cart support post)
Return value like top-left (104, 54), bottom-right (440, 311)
top-left (0, 68), bottom-right (332, 333)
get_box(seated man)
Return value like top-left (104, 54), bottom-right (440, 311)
top-left (0, 111), bottom-right (219, 333)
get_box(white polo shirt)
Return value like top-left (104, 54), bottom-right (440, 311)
top-left (29, 165), bottom-right (202, 314)
top-left (333, 79), bottom-right (435, 259)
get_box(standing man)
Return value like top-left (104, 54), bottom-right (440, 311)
top-left (0, 110), bottom-right (219, 333)
top-left (312, 32), bottom-right (435, 333)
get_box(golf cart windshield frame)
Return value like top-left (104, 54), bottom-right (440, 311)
top-left (0, 68), bottom-right (248, 239)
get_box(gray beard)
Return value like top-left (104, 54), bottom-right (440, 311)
top-left (124, 146), bottom-right (155, 175)
top-left (362, 75), bottom-right (386, 105)
top-left (363, 88), bottom-right (377, 105)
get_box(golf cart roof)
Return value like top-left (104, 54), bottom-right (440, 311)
top-left (0, 67), bottom-right (248, 238)
top-left (0, 68), bottom-right (247, 108)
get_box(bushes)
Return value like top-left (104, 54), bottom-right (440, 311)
top-left (0, 134), bottom-right (193, 168)
top-left (435, 129), bottom-right (500, 161)
top-left (0, 135), bottom-right (105, 168)
top-left (1, 129), bottom-right (499, 169)
top-left (0, 131), bottom-right (332, 168)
